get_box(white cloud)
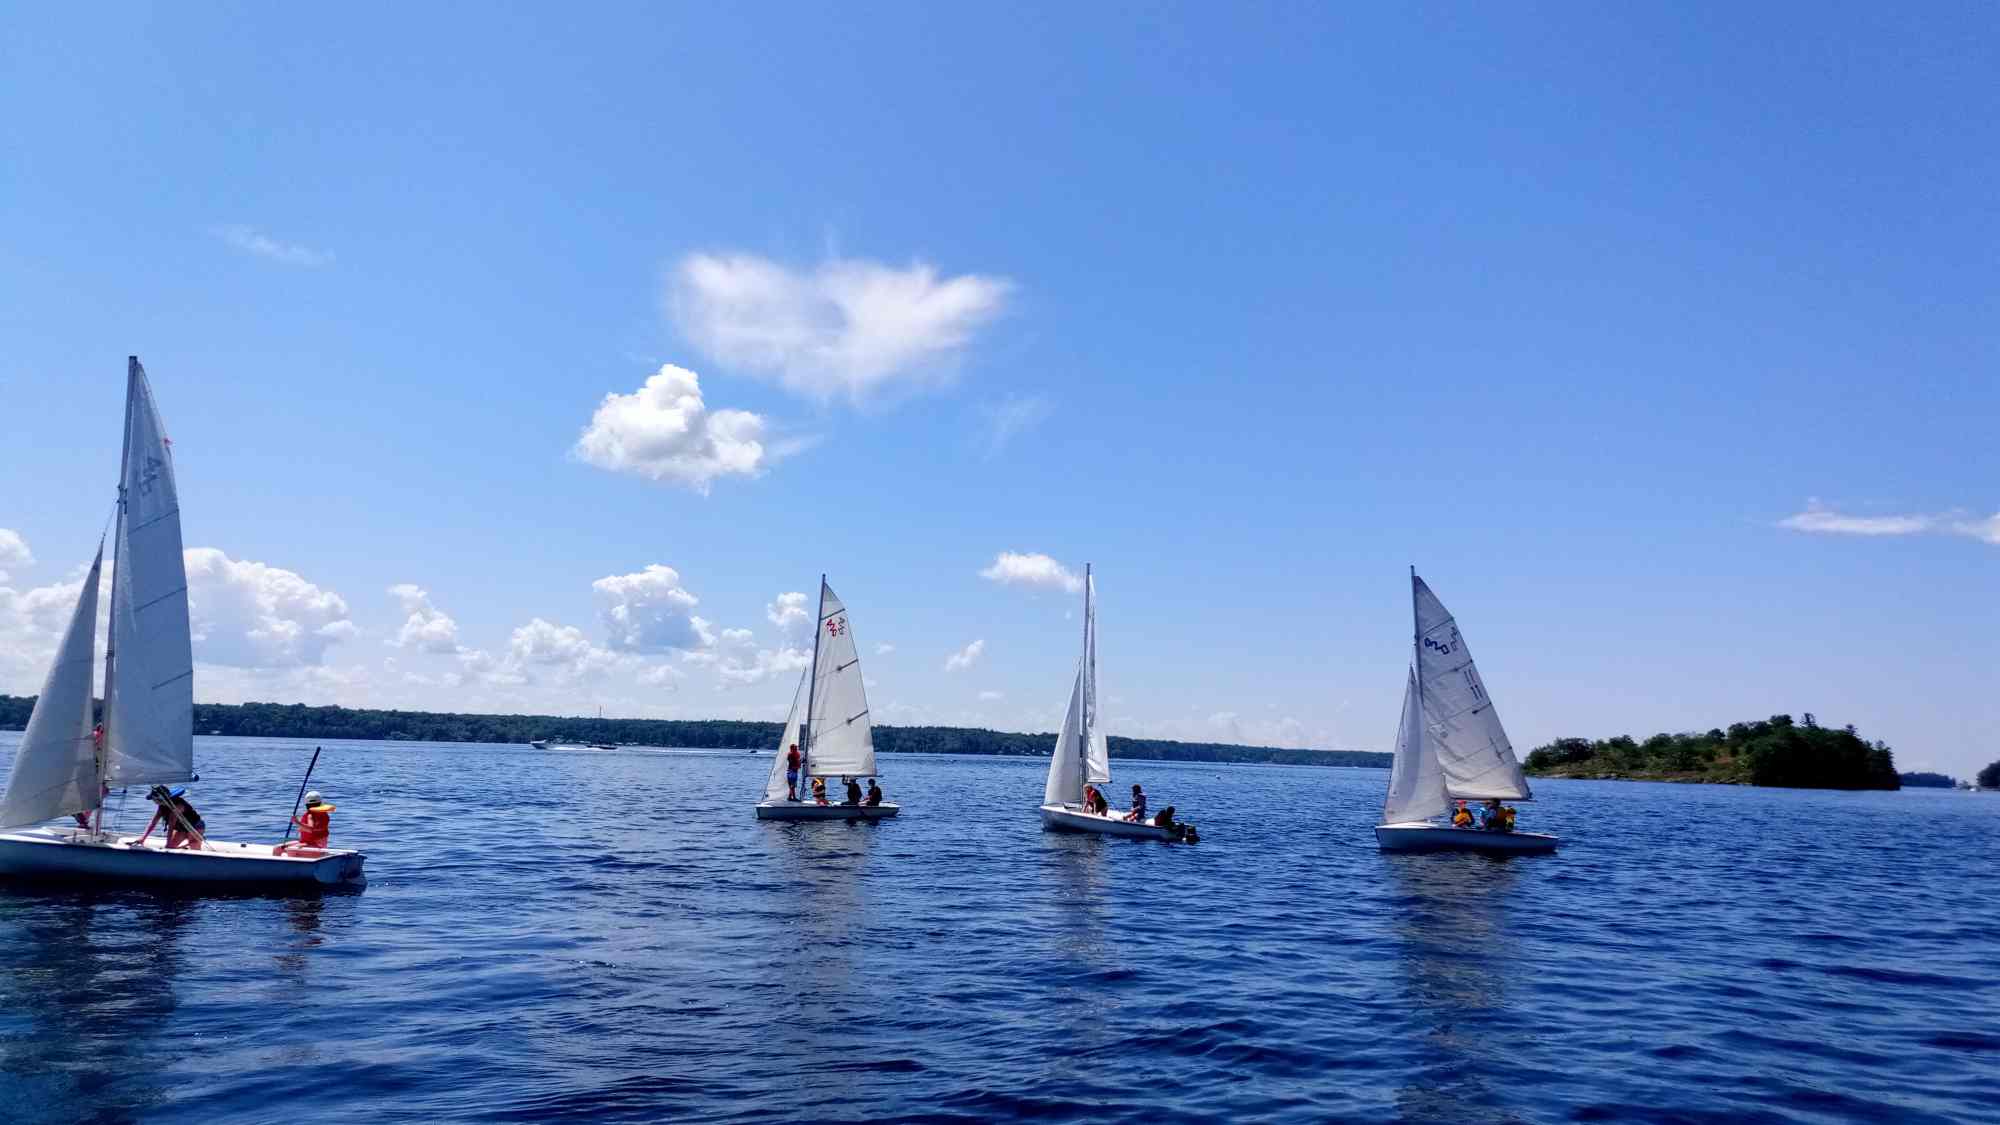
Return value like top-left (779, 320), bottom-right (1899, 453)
top-left (574, 364), bottom-right (770, 493)
top-left (0, 529), bottom-right (31, 582)
top-left (670, 252), bottom-right (1011, 401)
top-left (184, 548), bottom-right (354, 667)
top-left (979, 394), bottom-right (1051, 455)
top-left (214, 225), bottom-right (333, 267)
top-left (978, 551), bottom-right (1082, 594)
top-left (718, 645), bottom-right (811, 688)
top-left (387, 583), bottom-right (461, 654)
top-left (978, 690), bottom-right (1005, 701)
top-left (0, 564), bottom-right (109, 693)
top-left (509, 617), bottom-right (621, 681)
top-left (637, 662), bottom-right (684, 688)
top-left (766, 591), bottom-right (809, 635)
top-left (593, 564), bottom-right (707, 652)
top-left (1780, 499), bottom-right (2000, 546)
top-left (719, 626), bottom-right (756, 649)
top-left (874, 642), bottom-right (895, 656)
top-left (944, 638), bottom-right (985, 673)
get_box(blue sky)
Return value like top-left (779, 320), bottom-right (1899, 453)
top-left (2, 4), bottom-right (1994, 775)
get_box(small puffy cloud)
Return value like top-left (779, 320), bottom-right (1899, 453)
top-left (1780, 499), bottom-right (2000, 546)
top-left (574, 365), bottom-right (769, 493)
top-left (979, 394), bottom-right (1051, 456)
top-left (594, 564), bottom-right (707, 652)
top-left (944, 638), bottom-right (985, 673)
top-left (874, 642), bottom-right (895, 656)
top-left (766, 591), bottom-right (809, 635)
top-left (184, 548), bottom-right (353, 667)
top-left (978, 690), bottom-right (1005, 701)
top-left (670, 252), bottom-right (1011, 401)
top-left (638, 662), bottom-right (684, 688)
top-left (0, 528), bottom-right (31, 582)
top-left (979, 551), bottom-right (1082, 594)
top-left (214, 225), bottom-right (333, 267)
top-left (387, 583), bottom-right (460, 653)
top-left (719, 626), bottom-right (756, 649)
top-left (718, 645), bottom-right (811, 688)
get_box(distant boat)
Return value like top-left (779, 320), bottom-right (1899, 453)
top-left (755, 576), bottom-right (898, 821)
top-left (1374, 570), bottom-right (1558, 855)
top-left (1038, 567), bottom-right (1176, 839)
top-left (529, 739), bottom-right (549, 750)
top-left (0, 359), bottom-right (365, 887)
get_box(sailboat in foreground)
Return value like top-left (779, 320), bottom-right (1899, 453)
top-left (1375, 570), bottom-right (1558, 854)
top-left (1038, 566), bottom-right (1174, 839)
top-left (755, 577), bottom-right (899, 821)
top-left (0, 358), bottom-right (366, 886)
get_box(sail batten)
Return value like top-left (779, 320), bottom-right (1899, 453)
top-left (0, 549), bottom-right (105, 830)
top-left (103, 358), bottom-right (195, 788)
top-left (1412, 575), bottom-right (1531, 803)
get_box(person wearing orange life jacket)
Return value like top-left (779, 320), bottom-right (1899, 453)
top-left (274, 791), bottom-right (336, 855)
top-left (1450, 801), bottom-right (1474, 829)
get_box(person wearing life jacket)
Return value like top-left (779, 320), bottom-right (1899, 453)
top-left (275, 791), bottom-right (336, 855)
top-left (810, 776), bottom-right (829, 806)
top-left (1451, 801), bottom-right (1474, 829)
top-left (1498, 803), bottom-right (1518, 832)
top-left (864, 779), bottom-right (884, 807)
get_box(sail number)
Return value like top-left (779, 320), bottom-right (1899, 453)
top-left (1422, 636), bottom-right (1458, 657)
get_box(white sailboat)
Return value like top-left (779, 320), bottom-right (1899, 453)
top-left (754, 577), bottom-right (899, 821)
top-left (0, 358), bottom-right (366, 886)
top-left (1038, 566), bottom-right (1173, 839)
top-left (1375, 570), bottom-right (1558, 854)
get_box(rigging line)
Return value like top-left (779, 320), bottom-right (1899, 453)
top-left (126, 507), bottom-right (181, 534)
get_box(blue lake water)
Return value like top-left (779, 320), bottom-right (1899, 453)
top-left (1, 734), bottom-right (1996, 1123)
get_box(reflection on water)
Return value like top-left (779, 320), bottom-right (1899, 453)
top-left (1384, 854), bottom-right (1527, 1125)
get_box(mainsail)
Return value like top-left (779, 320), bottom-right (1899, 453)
top-left (0, 549), bottom-right (105, 830)
top-left (104, 358), bottom-right (195, 788)
top-left (1043, 567), bottom-right (1108, 806)
top-left (1380, 665), bottom-right (1448, 823)
top-left (1412, 574), bottom-right (1530, 802)
top-left (803, 581), bottom-right (874, 779)
top-left (763, 666), bottom-right (808, 802)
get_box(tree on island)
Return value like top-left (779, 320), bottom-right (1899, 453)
top-left (1524, 714), bottom-right (1900, 790)
top-left (1979, 761), bottom-right (2000, 790)
top-left (1897, 771), bottom-right (1958, 789)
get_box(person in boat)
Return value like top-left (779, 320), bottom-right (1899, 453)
top-left (842, 776), bottom-right (862, 805)
top-left (275, 791), bottom-right (336, 855)
top-left (1152, 805), bottom-right (1177, 831)
top-left (864, 779), bottom-right (883, 807)
top-left (1081, 784), bottom-right (1106, 815)
top-left (1123, 783), bottom-right (1148, 823)
top-left (1451, 800), bottom-right (1474, 829)
top-left (784, 743), bottom-right (802, 801)
top-left (1480, 799), bottom-right (1517, 832)
top-left (136, 786), bottom-right (205, 850)
top-left (1498, 803), bottom-right (1518, 832)
top-left (810, 776), bottom-right (829, 806)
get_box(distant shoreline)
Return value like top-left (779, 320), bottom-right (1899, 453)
top-left (0, 694), bottom-right (1391, 770)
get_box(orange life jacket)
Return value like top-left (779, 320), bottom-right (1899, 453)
top-left (298, 804), bottom-right (333, 847)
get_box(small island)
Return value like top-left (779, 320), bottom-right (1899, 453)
top-left (0, 694), bottom-right (1390, 770)
top-left (1898, 771), bottom-right (1960, 789)
top-left (1524, 713), bottom-right (1900, 790)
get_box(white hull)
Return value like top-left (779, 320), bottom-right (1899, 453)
top-left (1374, 822), bottom-right (1559, 854)
top-left (1039, 803), bottom-right (1173, 840)
top-left (0, 827), bottom-right (366, 886)
top-left (754, 801), bottom-right (900, 821)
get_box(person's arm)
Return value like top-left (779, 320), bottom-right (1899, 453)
top-left (134, 808), bottom-right (163, 843)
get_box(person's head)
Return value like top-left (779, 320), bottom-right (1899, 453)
top-left (304, 790), bottom-right (323, 807)
top-left (1455, 800), bottom-right (1466, 809)
top-left (1163, 806), bottom-right (1176, 818)
top-left (789, 743), bottom-right (798, 751)
top-left (1486, 799), bottom-right (1500, 809)
top-left (1131, 784), bottom-right (1142, 794)
top-left (169, 786), bottom-right (187, 801)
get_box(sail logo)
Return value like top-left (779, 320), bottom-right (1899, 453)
top-left (137, 454), bottom-right (165, 496)
top-left (826, 617), bottom-right (846, 637)
top-left (1423, 635), bottom-right (1458, 657)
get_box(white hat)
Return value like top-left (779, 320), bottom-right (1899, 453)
top-left (304, 790), bottom-right (323, 806)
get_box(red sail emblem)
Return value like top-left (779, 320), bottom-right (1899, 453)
top-left (826, 617), bottom-right (846, 637)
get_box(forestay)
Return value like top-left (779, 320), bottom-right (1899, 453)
top-left (804, 582), bottom-right (874, 778)
top-left (104, 360), bottom-right (195, 788)
top-left (0, 549), bottom-right (104, 830)
top-left (1043, 570), bottom-right (1108, 806)
top-left (1413, 575), bottom-right (1530, 801)
top-left (763, 667), bottom-right (808, 802)
top-left (1381, 666), bottom-right (1449, 823)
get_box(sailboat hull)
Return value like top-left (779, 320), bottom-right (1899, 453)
top-left (1039, 803), bottom-right (1175, 840)
top-left (0, 827), bottom-right (366, 886)
top-left (1374, 822), bottom-right (1559, 854)
top-left (754, 802), bottom-right (900, 821)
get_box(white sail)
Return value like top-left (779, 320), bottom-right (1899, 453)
top-left (1380, 665), bottom-right (1448, 823)
top-left (104, 359), bottom-right (195, 788)
top-left (0, 548), bottom-right (105, 830)
top-left (1413, 574), bottom-right (1530, 801)
top-left (1043, 657), bottom-right (1087, 806)
top-left (763, 666), bottom-right (807, 802)
top-left (804, 581), bottom-right (874, 778)
top-left (1081, 573), bottom-right (1108, 785)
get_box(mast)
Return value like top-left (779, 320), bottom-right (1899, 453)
top-left (801, 573), bottom-right (827, 784)
top-left (1410, 564), bottom-right (1423, 807)
top-left (94, 359), bottom-right (140, 833)
top-left (1078, 562), bottom-right (1091, 802)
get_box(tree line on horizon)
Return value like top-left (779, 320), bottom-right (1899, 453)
top-left (1524, 713), bottom-right (1904, 790)
top-left (0, 695), bottom-right (1391, 769)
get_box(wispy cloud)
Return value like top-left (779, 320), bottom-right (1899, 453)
top-left (979, 393), bottom-right (1052, 456)
top-left (1779, 499), bottom-right (1999, 545)
top-left (979, 551), bottom-right (1082, 594)
top-left (670, 252), bottom-right (1011, 401)
top-left (944, 638), bottom-right (985, 672)
top-left (214, 225), bottom-right (334, 267)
